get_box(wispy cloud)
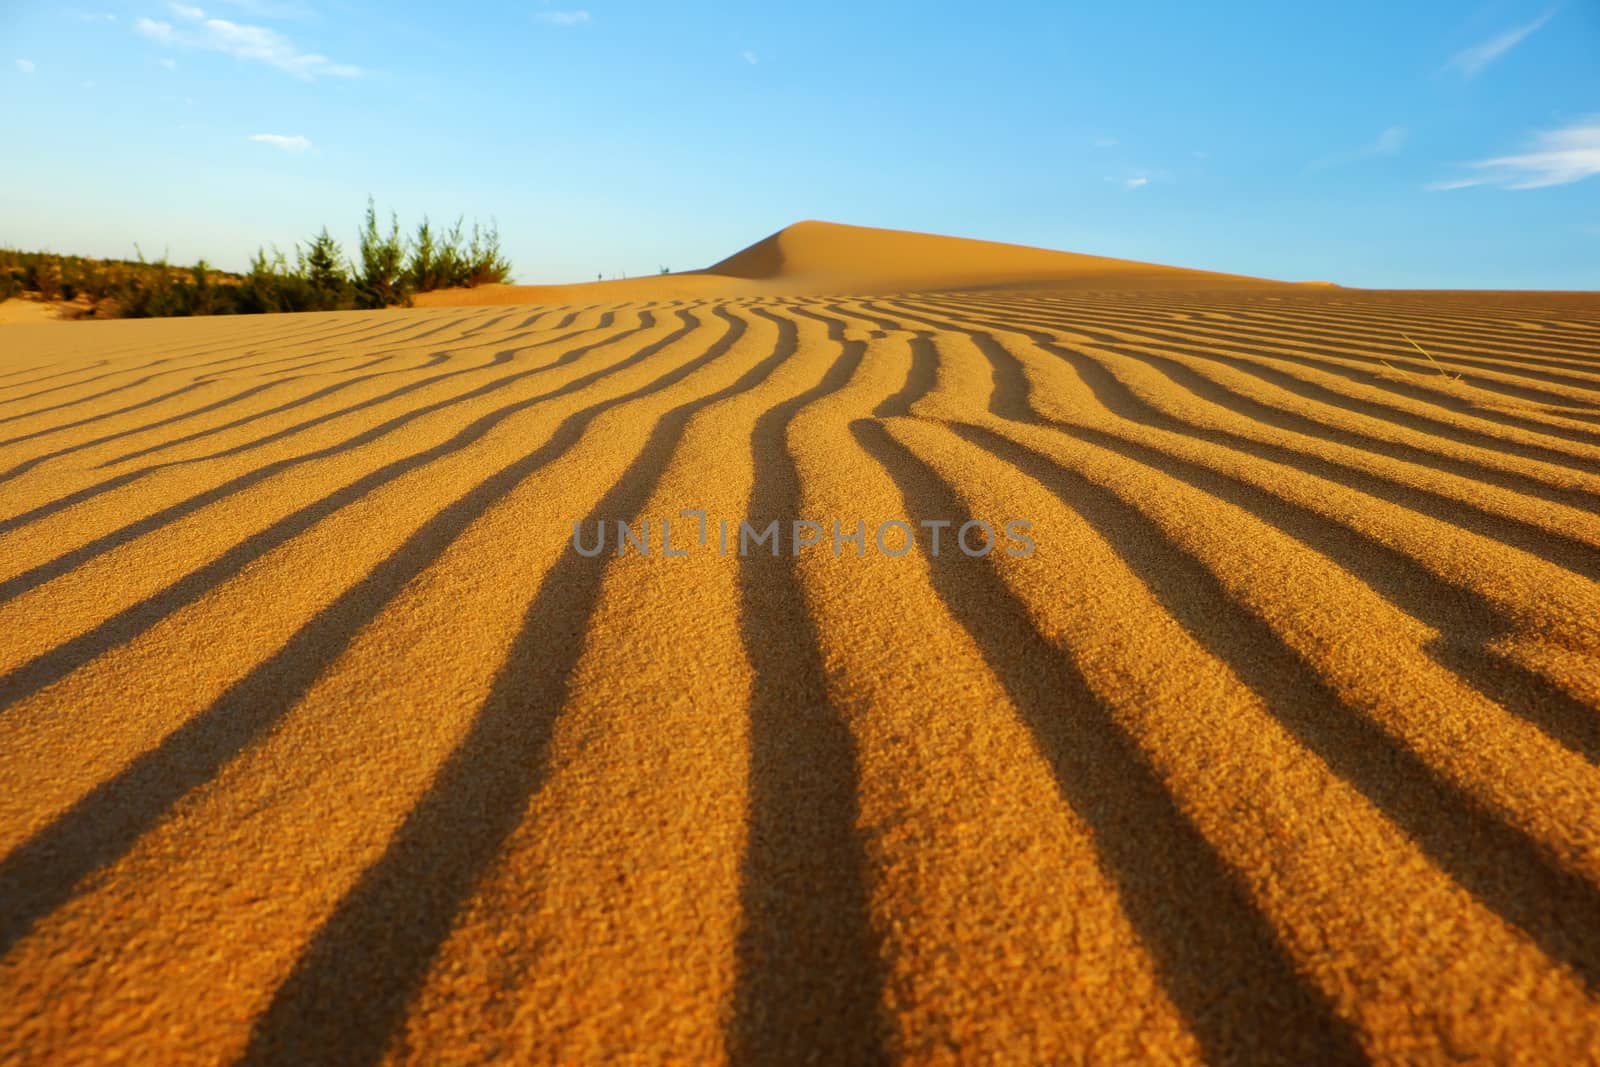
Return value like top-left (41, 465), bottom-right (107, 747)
top-left (15, 58), bottom-right (35, 74)
top-left (1446, 11), bottom-right (1554, 77)
top-left (136, 4), bottom-right (361, 79)
top-left (72, 12), bottom-right (118, 22)
top-left (741, 50), bottom-right (758, 65)
top-left (1124, 176), bottom-right (1149, 189)
top-left (213, 0), bottom-right (313, 17)
top-left (136, 17), bottom-right (171, 40)
top-left (1092, 136), bottom-right (1119, 148)
top-left (249, 132), bottom-right (311, 152)
top-left (1427, 117), bottom-right (1600, 191)
top-left (1369, 126), bottom-right (1408, 154)
top-left (534, 9), bottom-right (590, 26)
top-left (1309, 125), bottom-right (1407, 171)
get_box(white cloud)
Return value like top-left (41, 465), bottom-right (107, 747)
top-left (249, 132), bottom-right (311, 152)
top-left (214, 0), bottom-right (312, 17)
top-left (1124, 176), bottom-right (1149, 189)
top-left (1428, 117), bottom-right (1600, 191)
top-left (741, 50), bottom-right (758, 65)
top-left (1310, 125), bottom-right (1407, 171)
top-left (159, 56), bottom-right (177, 69)
top-left (535, 10), bottom-right (590, 25)
top-left (1370, 126), bottom-right (1407, 154)
top-left (73, 12), bottom-right (118, 22)
top-left (1447, 11), bottom-right (1554, 77)
top-left (136, 17), bottom-right (175, 41)
top-left (136, 5), bottom-right (361, 79)
top-left (16, 58), bottom-right (36, 74)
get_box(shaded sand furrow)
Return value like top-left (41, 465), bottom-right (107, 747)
top-left (886, 295), bottom-right (1600, 471)
top-left (0, 312), bottom-right (354, 395)
top-left (874, 413), bottom-right (1600, 1060)
top-left (806, 300), bottom-right (1600, 1062)
top-left (8, 305), bottom-right (535, 422)
top-left (945, 294), bottom-right (1600, 437)
top-left (0, 306), bottom-right (568, 466)
top-left (971, 298), bottom-right (1600, 453)
top-left (0, 309), bottom-right (459, 415)
top-left (923, 344), bottom-right (1600, 875)
top-left (873, 302), bottom-right (1600, 583)
top-left (338, 307), bottom-right (810, 1064)
top-left (1002, 291), bottom-right (1600, 379)
top-left (0, 306), bottom-right (664, 586)
top-left (1117, 288), bottom-right (1600, 346)
top-left (85, 306), bottom-right (623, 478)
top-left (0, 305), bottom-right (778, 1064)
top-left (825, 300), bottom-right (1600, 1011)
top-left (945, 419), bottom-right (1600, 987)
top-left (0, 313), bottom-right (713, 853)
top-left (0, 308), bottom-right (720, 824)
top-left (1, 285), bottom-right (1598, 1065)
top-left (0, 349), bottom-right (463, 487)
top-left (825, 301), bottom-right (1600, 828)
top-left (929, 299), bottom-right (1600, 530)
top-left (354, 305), bottom-right (827, 1065)
top-left (966, 324), bottom-right (1600, 731)
top-left (246, 303), bottom-right (798, 1065)
top-left (0, 314), bottom-right (644, 584)
top-left (0, 309), bottom-right (744, 959)
top-left (917, 296), bottom-right (1600, 468)
top-left (0, 306), bottom-right (591, 487)
top-left (775, 317), bottom-right (1223, 1063)
top-left (1070, 290), bottom-right (1600, 369)
top-left (94, 307), bottom-right (588, 469)
top-left (0, 347), bottom-right (379, 431)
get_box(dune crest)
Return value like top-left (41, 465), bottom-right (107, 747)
top-left (705, 219), bottom-right (1263, 291)
top-left (414, 219), bottom-right (1276, 307)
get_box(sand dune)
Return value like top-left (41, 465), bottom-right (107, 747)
top-left (412, 220), bottom-right (1270, 307)
top-left (2, 223), bottom-right (1600, 1064)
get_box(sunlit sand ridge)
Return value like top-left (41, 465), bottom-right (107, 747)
top-left (2, 222), bottom-right (1599, 1063)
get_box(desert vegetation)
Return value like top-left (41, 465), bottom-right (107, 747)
top-left (0, 198), bottom-right (512, 319)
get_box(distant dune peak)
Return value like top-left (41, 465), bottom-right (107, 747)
top-left (702, 219), bottom-right (1262, 290)
top-left (415, 218), bottom-right (1275, 309)
top-left (708, 219), bottom-right (1100, 280)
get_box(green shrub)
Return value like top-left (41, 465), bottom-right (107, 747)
top-left (465, 219), bottom-right (512, 286)
top-left (298, 227), bottom-right (352, 310)
top-left (356, 197), bottom-right (410, 309)
top-left (434, 218), bottom-right (469, 288)
top-left (34, 257), bottom-right (63, 302)
top-left (3, 198), bottom-right (513, 317)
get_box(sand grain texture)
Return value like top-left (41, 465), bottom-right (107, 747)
top-left (2, 223), bottom-right (1599, 1064)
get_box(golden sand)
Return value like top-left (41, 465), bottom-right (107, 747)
top-left (2, 222), bottom-right (1599, 1063)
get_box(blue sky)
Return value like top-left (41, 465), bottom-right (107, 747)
top-left (4, 1), bottom-right (1597, 288)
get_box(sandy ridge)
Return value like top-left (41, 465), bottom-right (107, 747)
top-left (1, 225), bottom-right (1598, 1062)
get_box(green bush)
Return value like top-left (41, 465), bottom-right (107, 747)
top-left (465, 219), bottom-right (512, 286)
top-left (2, 198), bottom-right (514, 318)
top-left (298, 227), bottom-right (352, 310)
top-left (356, 197), bottom-right (410, 309)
